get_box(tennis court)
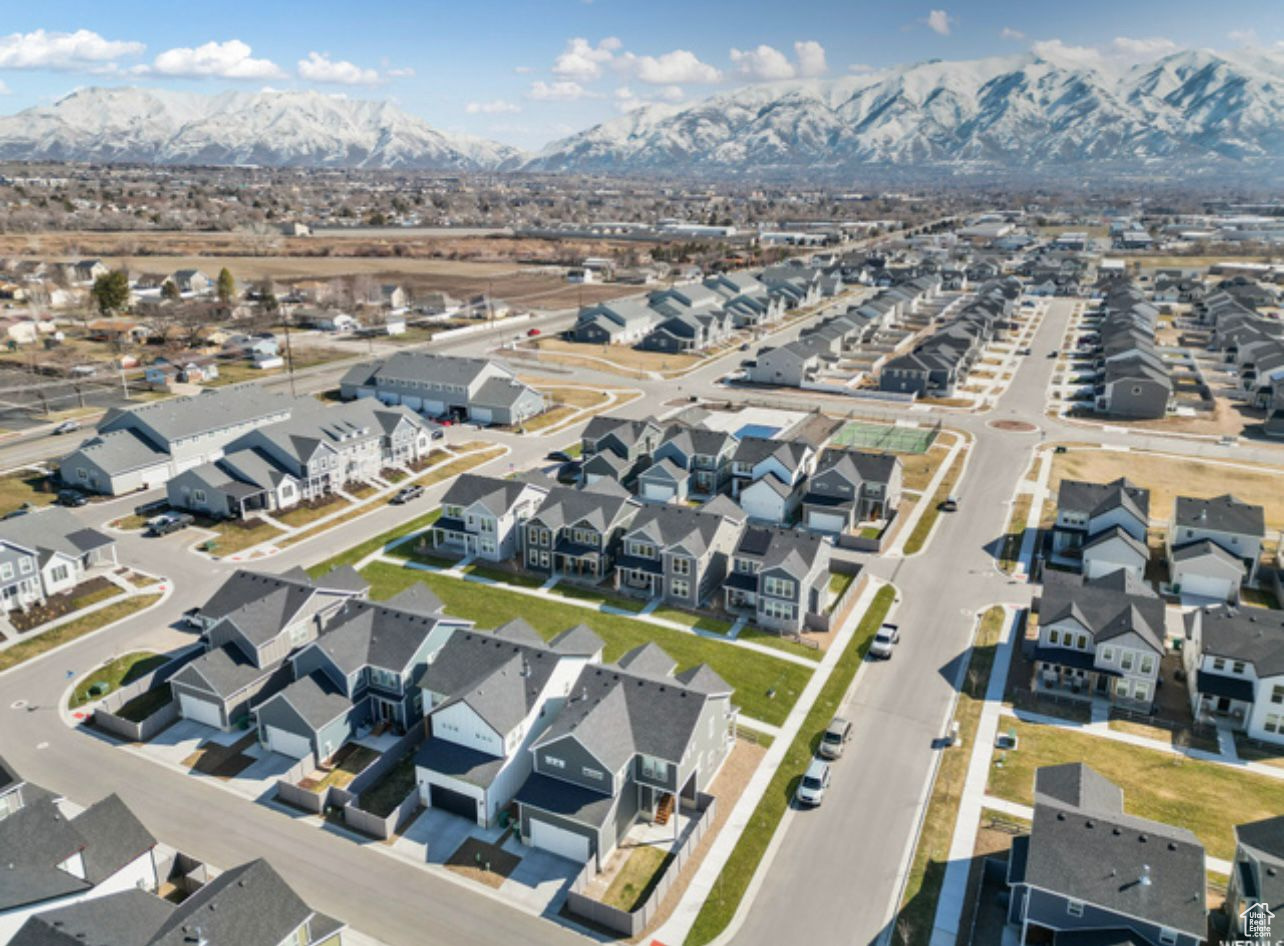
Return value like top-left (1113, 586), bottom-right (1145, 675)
top-left (832, 421), bottom-right (937, 454)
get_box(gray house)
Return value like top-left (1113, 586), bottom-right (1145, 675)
top-left (614, 503), bottom-right (744, 609)
top-left (522, 485), bottom-right (639, 581)
top-left (515, 643), bottom-right (736, 867)
top-left (651, 423), bottom-right (739, 498)
top-left (802, 448), bottom-right (903, 534)
top-left (430, 474), bottom-right (548, 562)
top-left (1007, 763), bottom-right (1206, 946)
top-left (1167, 494), bottom-right (1266, 601)
top-left (1225, 816), bottom-right (1284, 937)
top-left (723, 525), bottom-right (832, 634)
top-left (0, 508), bottom-right (116, 613)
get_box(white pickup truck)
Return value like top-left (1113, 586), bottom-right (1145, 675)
top-left (870, 623), bottom-right (900, 659)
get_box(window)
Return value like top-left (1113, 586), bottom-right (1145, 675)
top-left (672, 557), bottom-right (691, 576)
top-left (1158, 929), bottom-right (1177, 946)
top-left (1066, 900), bottom-right (1085, 917)
top-left (18, 559), bottom-right (31, 575)
top-left (671, 579), bottom-right (690, 598)
top-left (50, 565), bottom-right (69, 583)
top-left (1265, 714), bottom-right (1282, 735)
top-left (1133, 682), bottom-right (1150, 702)
top-left (193, 489), bottom-right (206, 504)
top-left (761, 598), bottom-right (794, 621)
top-left (1076, 635), bottom-right (1088, 651)
top-left (1100, 645), bottom-right (1113, 662)
top-left (1233, 661), bottom-right (1246, 674)
top-left (641, 756), bottom-right (668, 780)
top-left (1049, 629), bottom-right (1060, 645)
top-left (1213, 657), bottom-right (1226, 671)
top-left (1119, 651), bottom-right (1133, 671)
top-left (1272, 685), bottom-right (1284, 705)
top-left (763, 576), bottom-right (795, 599)
top-left (545, 755), bottom-right (566, 769)
top-left (0, 563), bottom-right (11, 580)
top-left (1140, 656), bottom-right (1154, 675)
top-left (581, 766), bottom-right (604, 781)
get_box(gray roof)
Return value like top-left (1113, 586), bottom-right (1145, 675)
top-left (529, 484), bottom-right (638, 532)
top-left (532, 648), bottom-right (730, 771)
top-left (414, 736), bottom-right (506, 788)
top-left (198, 570), bottom-right (336, 651)
top-left (0, 507), bottom-right (115, 562)
top-left (1056, 478), bottom-right (1150, 522)
top-left (515, 771), bottom-right (617, 828)
top-left (61, 429), bottom-right (169, 476)
top-left (624, 503), bottom-right (734, 559)
top-left (98, 384), bottom-right (295, 446)
top-left (262, 672), bottom-right (352, 731)
top-left (1189, 605), bottom-right (1284, 676)
top-left (812, 447), bottom-right (899, 487)
top-left (441, 473), bottom-right (545, 514)
top-left (9, 889), bottom-right (175, 946)
top-left (343, 350), bottom-right (509, 390)
top-left (734, 524), bottom-right (829, 578)
top-left (148, 859), bottom-right (317, 946)
top-left (617, 642), bottom-right (678, 678)
top-left (1022, 764), bottom-right (1206, 939)
top-left (1038, 569), bottom-right (1165, 654)
top-left (1173, 493), bottom-right (1265, 538)
top-left (169, 643), bottom-right (277, 699)
top-left (314, 597), bottom-right (466, 676)
top-left (732, 436), bottom-right (810, 471)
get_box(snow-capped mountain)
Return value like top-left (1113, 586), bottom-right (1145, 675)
top-left (0, 87), bottom-right (523, 170)
top-left (524, 49), bottom-right (1284, 176)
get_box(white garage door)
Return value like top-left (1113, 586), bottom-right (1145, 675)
top-left (642, 482), bottom-right (674, 502)
top-left (263, 726), bottom-right (313, 760)
top-left (529, 818), bottom-right (590, 863)
top-left (809, 511), bottom-right (846, 534)
top-left (1177, 572), bottom-right (1232, 601)
top-left (179, 693), bottom-right (223, 729)
top-left (471, 407), bottom-right (493, 425)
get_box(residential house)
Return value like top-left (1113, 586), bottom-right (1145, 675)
top-left (571, 298), bottom-right (663, 345)
top-left (1167, 494), bottom-right (1265, 601)
top-left (723, 525), bottom-right (832, 634)
top-left (1050, 478), bottom-right (1151, 579)
top-left (515, 643), bottom-right (736, 867)
top-left (730, 436), bottom-right (815, 524)
top-left (256, 589), bottom-right (472, 759)
top-left (614, 503), bottom-right (743, 608)
top-left (1006, 763), bottom-right (1207, 946)
top-left (414, 620), bottom-right (603, 828)
top-left (522, 486), bottom-right (639, 581)
top-left (579, 415), bottom-right (662, 485)
top-left (340, 351), bottom-right (545, 427)
top-left (169, 269), bottom-right (211, 295)
top-left (1032, 569), bottom-right (1166, 710)
top-left (649, 422), bottom-right (739, 499)
top-left (802, 448), bottom-right (903, 534)
top-left (170, 567), bottom-right (368, 731)
top-left (1184, 605), bottom-right (1284, 745)
top-left (1224, 816), bottom-right (1284, 934)
top-left (429, 473), bottom-right (548, 562)
top-left (0, 508), bottom-right (116, 613)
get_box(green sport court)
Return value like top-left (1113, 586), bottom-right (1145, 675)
top-left (831, 421), bottom-right (937, 454)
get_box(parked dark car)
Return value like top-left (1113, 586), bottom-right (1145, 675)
top-left (546, 450), bottom-right (573, 463)
top-left (556, 461), bottom-right (582, 484)
top-left (147, 512), bottom-right (194, 536)
top-left (938, 495), bottom-right (959, 512)
top-left (57, 489), bottom-right (89, 507)
top-left (391, 485), bottom-right (425, 504)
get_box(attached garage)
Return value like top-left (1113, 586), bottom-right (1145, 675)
top-left (471, 406), bottom-right (494, 425)
top-left (1171, 542), bottom-right (1244, 602)
top-left (262, 725), bottom-right (313, 760)
top-left (1172, 567), bottom-right (1236, 601)
top-left (428, 784), bottom-right (479, 821)
top-left (179, 692), bottom-right (223, 729)
top-left (641, 482), bottom-right (675, 502)
top-left (807, 510), bottom-right (847, 534)
top-left (529, 818), bottom-right (591, 863)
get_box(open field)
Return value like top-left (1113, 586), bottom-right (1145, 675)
top-left (1048, 446), bottom-right (1284, 529)
top-left (0, 469), bottom-right (56, 517)
top-left (529, 337), bottom-right (702, 376)
top-left (987, 717), bottom-right (1284, 860)
top-left (358, 561), bottom-right (812, 728)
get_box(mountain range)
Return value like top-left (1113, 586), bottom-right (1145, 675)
top-left (1, 48), bottom-right (1282, 179)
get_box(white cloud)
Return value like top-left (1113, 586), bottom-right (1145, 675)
top-left (617, 49), bottom-right (721, 85)
top-left (614, 84), bottom-right (685, 112)
top-left (148, 39), bottom-right (284, 80)
top-left (729, 44), bottom-right (795, 81)
top-left (1109, 36), bottom-right (1178, 59)
top-left (1030, 38), bottom-right (1104, 67)
top-left (848, 63), bottom-right (877, 74)
top-left (1228, 29), bottom-right (1258, 46)
top-left (1031, 35), bottom-right (1179, 68)
top-left (466, 98), bottom-right (520, 114)
top-left (513, 65), bottom-right (534, 74)
top-left (298, 52), bottom-right (380, 85)
top-left (0, 28), bottom-right (143, 71)
top-left (1000, 27), bottom-right (1025, 41)
top-left (925, 10), bottom-right (953, 36)
top-left (551, 36), bottom-right (620, 81)
top-left (528, 79), bottom-right (596, 101)
top-left (794, 40), bottom-right (828, 77)
top-left (385, 66), bottom-right (415, 78)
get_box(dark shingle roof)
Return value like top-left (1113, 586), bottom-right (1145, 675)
top-left (1173, 493), bottom-right (1265, 538)
top-left (1057, 478), bottom-right (1150, 522)
top-left (1039, 568), bottom-right (1165, 654)
top-left (1189, 605), bottom-right (1284, 676)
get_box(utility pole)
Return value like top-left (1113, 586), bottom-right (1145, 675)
top-left (282, 305), bottom-right (297, 398)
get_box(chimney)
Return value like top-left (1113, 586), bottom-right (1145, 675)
top-left (1139, 864), bottom-right (1152, 887)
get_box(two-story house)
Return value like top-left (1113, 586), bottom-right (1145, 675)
top-left (1167, 494), bottom-right (1266, 601)
top-left (723, 525), bottom-right (832, 635)
top-left (1033, 569), bottom-right (1166, 710)
top-left (169, 567), bottom-right (368, 731)
top-left (515, 643), bottom-right (736, 867)
top-left (802, 447), bottom-right (903, 534)
top-left (255, 589), bottom-right (472, 761)
top-left (522, 485), bottom-right (640, 581)
top-left (730, 437), bottom-right (815, 525)
top-left (1050, 477), bottom-right (1151, 579)
top-left (1224, 816), bottom-right (1284, 935)
top-left (1006, 763), bottom-right (1207, 946)
top-left (649, 423), bottom-right (739, 499)
top-left (0, 508), bottom-right (116, 613)
top-left (429, 474), bottom-right (549, 562)
top-left (1184, 604), bottom-right (1284, 745)
top-left (579, 416), bottom-right (662, 486)
top-left (414, 620), bottom-right (604, 828)
top-left (614, 503), bottom-right (744, 609)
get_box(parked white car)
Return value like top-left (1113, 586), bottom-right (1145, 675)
top-left (795, 759), bottom-right (831, 807)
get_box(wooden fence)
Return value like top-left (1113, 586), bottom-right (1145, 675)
top-left (91, 645), bottom-right (203, 741)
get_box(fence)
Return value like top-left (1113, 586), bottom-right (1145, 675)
top-left (565, 792), bottom-right (717, 937)
top-left (804, 564), bottom-right (865, 634)
top-left (91, 645), bottom-right (203, 742)
top-left (836, 508), bottom-right (899, 553)
top-left (343, 791), bottom-right (421, 840)
top-left (274, 723), bottom-right (424, 817)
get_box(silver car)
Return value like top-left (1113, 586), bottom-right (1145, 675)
top-left (818, 716), bottom-right (852, 760)
top-left (795, 759), bottom-right (831, 807)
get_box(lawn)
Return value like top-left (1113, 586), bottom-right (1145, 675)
top-left (987, 718), bottom-right (1284, 860)
top-left (198, 516), bottom-right (285, 556)
top-left (550, 582), bottom-right (647, 613)
top-left (0, 594), bottom-right (163, 674)
top-left (358, 755), bottom-right (417, 818)
top-left (1049, 447), bottom-right (1284, 531)
top-left (685, 584), bottom-right (895, 946)
top-left (827, 571), bottom-right (857, 604)
top-left (0, 469), bottom-right (56, 517)
top-left (998, 494), bottom-right (1033, 573)
top-left (895, 607), bottom-right (1006, 946)
top-left (649, 605), bottom-right (734, 635)
top-left (274, 496), bottom-right (349, 529)
top-left (69, 651), bottom-right (168, 708)
top-left (736, 625), bottom-right (824, 662)
top-left (533, 337), bottom-right (702, 377)
top-left (360, 562), bottom-right (813, 728)
top-left (301, 744), bottom-right (380, 792)
top-left (601, 845), bottom-right (672, 912)
top-left (308, 509), bottom-right (443, 577)
top-left (903, 447), bottom-right (966, 556)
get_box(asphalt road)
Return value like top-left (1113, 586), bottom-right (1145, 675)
top-left (1, 294), bottom-right (1282, 946)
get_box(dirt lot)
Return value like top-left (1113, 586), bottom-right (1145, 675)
top-left (1049, 446), bottom-right (1284, 530)
top-left (527, 337), bottom-right (702, 377)
top-left (1069, 397), bottom-right (1269, 439)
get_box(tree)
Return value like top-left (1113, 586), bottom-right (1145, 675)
top-left (91, 270), bottom-right (130, 315)
top-left (160, 279), bottom-right (180, 302)
top-left (216, 267), bottom-right (236, 304)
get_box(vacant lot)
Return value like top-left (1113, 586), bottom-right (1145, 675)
top-left (530, 337), bottom-right (702, 376)
top-left (1049, 446), bottom-right (1284, 530)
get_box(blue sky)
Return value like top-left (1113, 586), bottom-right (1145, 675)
top-left (1, 1), bottom-right (1281, 150)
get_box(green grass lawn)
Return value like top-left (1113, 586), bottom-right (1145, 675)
top-left (200, 517), bottom-right (285, 556)
top-left (0, 469), bottom-right (56, 517)
top-left (904, 448), bottom-right (966, 556)
top-left (894, 606), bottom-right (1006, 945)
top-left (462, 563), bottom-right (545, 588)
top-left (307, 509), bottom-right (442, 577)
top-left (649, 605), bottom-right (734, 634)
top-left (274, 497), bottom-right (348, 529)
top-left (685, 584), bottom-right (895, 946)
top-left (601, 845), bottom-right (672, 912)
top-left (735, 625), bottom-right (823, 662)
top-left (550, 582), bottom-right (646, 613)
top-left (987, 718), bottom-right (1284, 860)
top-left (361, 562), bottom-right (812, 728)
top-left (69, 651), bottom-right (169, 708)
top-left (0, 594), bottom-right (163, 674)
